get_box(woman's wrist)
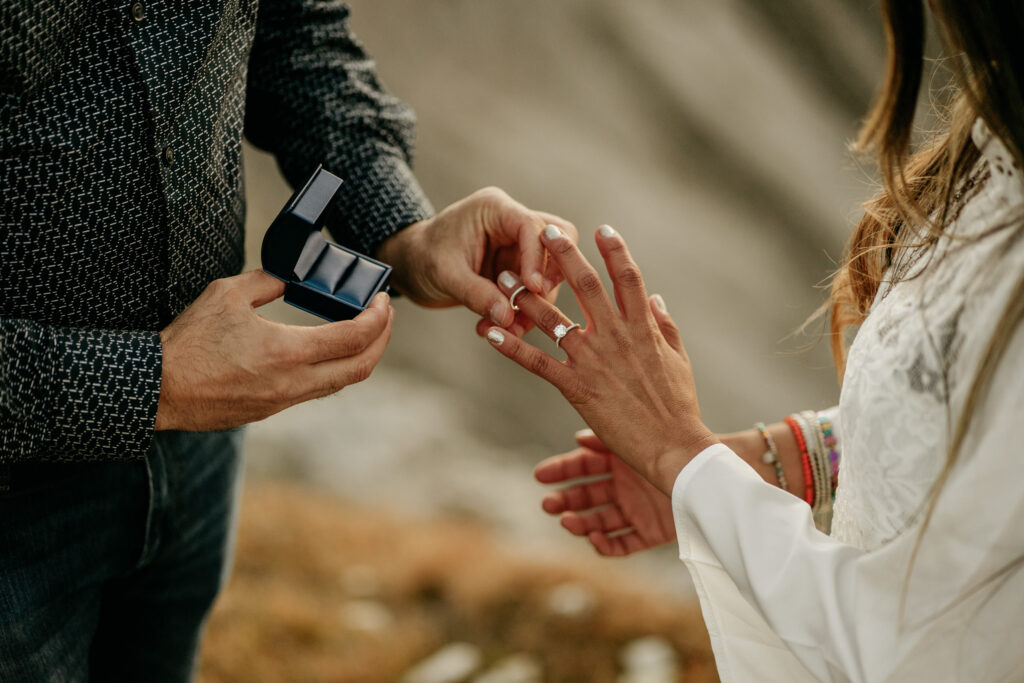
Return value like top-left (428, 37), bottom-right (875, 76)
top-left (720, 424), bottom-right (803, 497)
top-left (648, 429), bottom-right (720, 496)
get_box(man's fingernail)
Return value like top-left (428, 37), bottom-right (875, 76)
top-left (652, 293), bottom-right (667, 313)
top-left (543, 224), bottom-right (564, 241)
top-left (599, 224), bottom-right (616, 238)
top-left (499, 271), bottom-right (518, 289)
top-left (529, 272), bottom-right (544, 291)
top-left (487, 329), bottom-right (505, 345)
top-left (575, 428), bottom-right (595, 440)
top-left (490, 301), bottom-right (509, 325)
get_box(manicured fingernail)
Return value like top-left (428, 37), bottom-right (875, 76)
top-left (599, 224), bottom-right (616, 238)
top-left (529, 272), bottom-right (544, 291)
top-left (652, 293), bottom-right (667, 313)
top-left (487, 329), bottom-right (505, 345)
top-left (499, 271), bottom-right (518, 289)
top-left (490, 301), bottom-right (509, 325)
top-left (575, 428), bottom-right (595, 440)
top-left (543, 224), bottom-right (564, 240)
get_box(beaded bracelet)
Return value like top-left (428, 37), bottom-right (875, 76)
top-left (754, 422), bottom-right (788, 491)
top-left (817, 412), bottom-right (840, 497)
top-left (783, 415), bottom-right (814, 505)
top-left (799, 410), bottom-right (831, 512)
top-left (793, 412), bottom-right (821, 508)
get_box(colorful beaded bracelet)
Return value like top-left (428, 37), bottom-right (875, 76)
top-left (784, 415), bottom-right (814, 505)
top-left (817, 412), bottom-right (840, 498)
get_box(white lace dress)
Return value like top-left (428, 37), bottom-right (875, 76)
top-left (671, 120), bottom-right (1024, 682)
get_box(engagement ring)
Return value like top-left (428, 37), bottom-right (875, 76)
top-left (554, 322), bottom-right (580, 348)
top-left (509, 285), bottom-right (528, 311)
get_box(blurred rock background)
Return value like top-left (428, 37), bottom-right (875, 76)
top-left (203, 1), bottom-right (886, 680)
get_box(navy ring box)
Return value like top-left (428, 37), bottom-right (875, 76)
top-left (261, 165), bottom-right (392, 322)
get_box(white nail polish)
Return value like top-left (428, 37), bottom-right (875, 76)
top-left (499, 271), bottom-right (518, 289)
top-left (487, 329), bottom-right (505, 345)
top-left (543, 224), bottom-right (564, 240)
top-left (652, 293), bottom-right (667, 313)
top-left (599, 224), bottom-right (616, 238)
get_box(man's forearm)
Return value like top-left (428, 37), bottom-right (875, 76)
top-left (0, 316), bottom-right (161, 463)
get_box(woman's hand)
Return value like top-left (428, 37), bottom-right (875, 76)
top-left (535, 427), bottom-right (793, 556)
top-left (486, 224), bottom-right (718, 495)
top-left (535, 429), bottom-right (677, 556)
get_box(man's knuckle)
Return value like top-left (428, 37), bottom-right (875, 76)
top-left (350, 359), bottom-right (375, 384)
top-left (265, 377), bottom-right (293, 406)
top-left (475, 186), bottom-right (507, 204)
top-left (206, 277), bottom-right (230, 296)
top-left (275, 346), bottom-right (300, 368)
top-left (268, 337), bottom-right (302, 366)
top-left (338, 335), bottom-right (364, 359)
top-left (328, 329), bottom-right (366, 359)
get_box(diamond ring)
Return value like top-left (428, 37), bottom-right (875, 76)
top-left (509, 285), bottom-right (528, 311)
top-left (554, 322), bottom-right (581, 348)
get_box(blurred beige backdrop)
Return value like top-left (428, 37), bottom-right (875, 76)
top-left (240, 0), bottom-right (883, 592)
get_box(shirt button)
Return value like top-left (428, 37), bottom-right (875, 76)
top-left (130, 2), bottom-right (145, 21)
top-left (162, 146), bottom-right (174, 166)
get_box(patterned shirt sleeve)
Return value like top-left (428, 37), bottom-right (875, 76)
top-left (0, 318), bottom-right (162, 462)
top-left (244, 0), bottom-right (435, 256)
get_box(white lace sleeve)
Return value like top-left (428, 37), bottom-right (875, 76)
top-left (671, 323), bottom-right (1024, 682)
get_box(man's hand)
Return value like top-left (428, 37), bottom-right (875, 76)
top-left (155, 270), bottom-right (394, 431)
top-left (375, 187), bottom-right (577, 335)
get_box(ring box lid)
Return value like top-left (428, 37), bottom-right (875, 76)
top-left (261, 165), bottom-right (392, 321)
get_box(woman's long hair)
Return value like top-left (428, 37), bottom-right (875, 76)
top-left (830, 0), bottom-right (1024, 609)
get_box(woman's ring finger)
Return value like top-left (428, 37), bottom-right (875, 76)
top-left (554, 322), bottom-right (581, 349)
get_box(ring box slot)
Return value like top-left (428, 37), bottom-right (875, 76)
top-left (261, 165), bottom-right (392, 321)
top-left (335, 259), bottom-right (388, 306)
top-left (305, 244), bottom-right (358, 294)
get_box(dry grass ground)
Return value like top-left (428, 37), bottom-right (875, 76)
top-left (198, 482), bottom-right (718, 683)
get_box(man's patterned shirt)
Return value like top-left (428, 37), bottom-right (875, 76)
top-left (0, 0), bottom-right (434, 462)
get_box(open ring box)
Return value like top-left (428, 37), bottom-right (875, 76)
top-left (261, 165), bottom-right (392, 321)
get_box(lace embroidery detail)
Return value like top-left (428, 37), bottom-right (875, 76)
top-left (832, 120), bottom-right (1024, 550)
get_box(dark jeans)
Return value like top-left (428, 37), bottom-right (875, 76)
top-left (0, 429), bottom-right (243, 682)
